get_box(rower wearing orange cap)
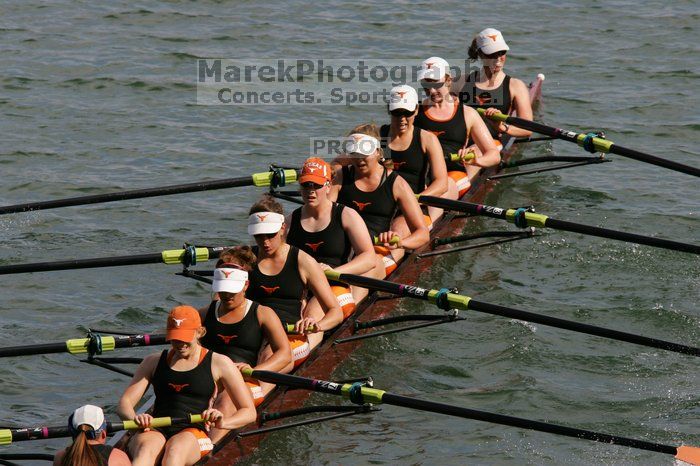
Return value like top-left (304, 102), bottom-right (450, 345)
top-left (414, 56), bottom-right (501, 196)
top-left (287, 157), bottom-right (376, 309)
top-left (330, 125), bottom-right (430, 277)
top-left (456, 28), bottom-right (533, 138)
top-left (198, 247), bottom-right (292, 442)
top-left (246, 195), bottom-right (343, 356)
top-left (117, 305), bottom-right (256, 465)
top-left (382, 84), bottom-right (458, 225)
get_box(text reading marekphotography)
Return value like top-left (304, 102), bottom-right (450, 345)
top-left (196, 58), bottom-right (476, 106)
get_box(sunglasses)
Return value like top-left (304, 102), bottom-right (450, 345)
top-left (482, 50), bottom-right (507, 59)
top-left (421, 80), bottom-right (446, 90)
top-left (390, 109), bottom-right (415, 118)
top-left (301, 181), bottom-right (325, 190)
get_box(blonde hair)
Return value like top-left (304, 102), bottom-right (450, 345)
top-left (347, 123), bottom-right (384, 160)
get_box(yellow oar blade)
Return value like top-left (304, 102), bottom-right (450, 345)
top-left (676, 446), bottom-right (700, 465)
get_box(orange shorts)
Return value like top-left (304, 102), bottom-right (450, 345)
top-left (332, 284), bottom-right (356, 318)
top-left (288, 334), bottom-right (310, 367)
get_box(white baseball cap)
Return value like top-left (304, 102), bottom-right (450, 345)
top-left (476, 28), bottom-right (510, 55)
top-left (388, 85), bottom-right (418, 112)
top-left (70, 405), bottom-right (106, 432)
top-left (345, 134), bottom-right (380, 156)
top-left (212, 267), bottom-right (248, 294)
top-left (417, 57), bottom-right (450, 81)
top-left (248, 212), bottom-right (284, 236)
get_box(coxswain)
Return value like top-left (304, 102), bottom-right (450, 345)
top-left (246, 195), bottom-right (343, 354)
top-left (198, 246), bottom-right (292, 442)
top-left (117, 305), bottom-right (256, 465)
top-left (414, 56), bottom-right (501, 196)
top-left (54, 405), bottom-right (131, 466)
top-left (455, 28), bottom-right (533, 138)
top-left (286, 157), bottom-right (376, 307)
top-left (330, 124), bottom-right (430, 276)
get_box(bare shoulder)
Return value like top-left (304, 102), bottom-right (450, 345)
top-left (509, 76), bottom-right (529, 93)
top-left (110, 447), bottom-right (132, 465)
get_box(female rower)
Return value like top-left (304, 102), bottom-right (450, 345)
top-left (198, 247), bottom-right (292, 442)
top-left (414, 56), bottom-right (501, 196)
top-left (117, 305), bottom-right (256, 466)
top-left (329, 124), bottom-right (430, 275)
top-left (246, 195), bottom-right (343, 352)
top-left (457, 28), bottom-right (533, 138)
top-left (286, 157), bottom-right (376, 307)
top-left (54, 405), bottom-right (131, 466)
top-left (382, 84), bottom-right (458, 223)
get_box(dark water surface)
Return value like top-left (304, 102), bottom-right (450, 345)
top-left (1, 1), bottom-right (698, 464)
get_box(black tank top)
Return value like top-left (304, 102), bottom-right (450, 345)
top-left (152, 348), bottom-right (215, 422)
top-left (92, 444), bottom-right (113, 464)
top-left (246, 246), bottom-right (305, 325)
top-left (415, 100), bottom-right (468, 172)
top-left (380, 125), bottom-right (428, 193)
top-left (287, 203), bottom-right (351, 268)
top-left (336, 165), bottom-right (398, 237)
top-left (200, 300), bottom-right (263, 367)
top-left (460, 71), bottom-right (511, 138)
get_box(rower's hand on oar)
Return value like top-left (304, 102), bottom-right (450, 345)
top-left (234, 362), bottom-right (253, 374)
top-left (201, 408), bottom-right (225, 430)
top-left (459, 146), bottom-right (479, 166)
top-left (133, 413), bottom-right (154, 431)
top-left (483, 108), bottom-right (509, 134)
top-left (295, 316), bottom-right (320, 334)
top-left (377, 231), bottom-right (401, 249)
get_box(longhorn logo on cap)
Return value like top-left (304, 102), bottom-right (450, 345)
top-left (487, 34), bottom-right (498, 42)
top-left (172, 318), bottom-right (185, 327)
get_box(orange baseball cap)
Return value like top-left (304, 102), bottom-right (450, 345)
top-left (166, 305), bottom-right (202, 342)
top-left (299, 157), bottom-right (331, 185)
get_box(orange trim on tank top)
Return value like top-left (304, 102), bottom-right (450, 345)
top-left (167, 347), bottom-right (209, 365)
top-left (422, 99), bottom-right (459, 123)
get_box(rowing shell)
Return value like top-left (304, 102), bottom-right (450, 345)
top-left (110, 74), bottom-right (544, 464)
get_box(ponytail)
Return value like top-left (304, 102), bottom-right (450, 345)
top-left (467, 37), bottom-right (480, 60)
top-left (60, 427), bottom-right (104, 466)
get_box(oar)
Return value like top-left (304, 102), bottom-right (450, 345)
top-left (324, 270), bottom-right (700, 357)
top-left (0, 245), bottom-right (227, 275)
top-left (0, 414), bottom-right (203, 445)
top-left (417, 195), bottom-right (700, 255)
top-left (477, 109), bottom-right (700, 178)
top-left (0, 333), bottom-right (166, 358)
top-left (0, 169), bottom-right (299, 215)
top-left (242, 369), bottom-right (700, 465)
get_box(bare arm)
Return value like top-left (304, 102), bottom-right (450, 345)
top-left (419, 130), bottom-right (448, 196)
top-left (116, 353), bottom-right (159, 421)
top-left (390, 176), bottom-right (430, 250)
top-left (254, 305), bottom-right (292, 372)
top-left (464, 106), bottom-right (500, 168)
top-left (332, 206), bottom-right (375, 275)
top-left (210, 353), bottom-right (257, 430)
top-left (298, 250), bottom-right (343, 331)
top-left (503, 78), bottom-right (533, 137)
top-left (327, 165), bottom-right (343, 202)
top-left (111, 449), bottom-right (133, 466)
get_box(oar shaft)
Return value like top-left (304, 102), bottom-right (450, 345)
top-left (484, 112), bottom-right (700, 178)
top-left (0, 252), bottom-right (162, 275)
top-left (0, 333), bottom-right (166, 358)
top-left (0, 247), bottom-right (221, 275)
top-left (544, 217), bottom-right (700, 254)
top-left (379, 392), bottom-right (677, 455)
top-left (468, 300), bottom-right (700, 357)
top-left (0, 170), bottom-right (299, 215)
top-left (246, 369), bottom-right (678, 457)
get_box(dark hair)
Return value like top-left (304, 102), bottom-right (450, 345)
top-left (216, 246), bottom-right (257, 270)
top-left (60, 427), bottom-right (104, 466)
top-left (248, 194), bottom-right (284, 215)
top-left (468, 37), bottom-right (480, 60)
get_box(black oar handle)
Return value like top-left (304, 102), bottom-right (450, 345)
top-left (0, 333), bottom-right (166, 358)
